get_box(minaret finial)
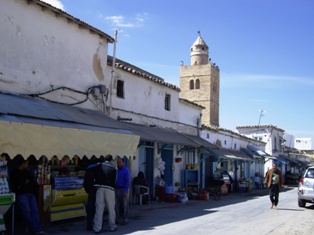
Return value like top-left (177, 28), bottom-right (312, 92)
top-left (197, 30), bottom-right (201, 36)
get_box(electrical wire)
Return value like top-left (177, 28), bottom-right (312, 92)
top-left (25, 85), bottom-right (100, 106)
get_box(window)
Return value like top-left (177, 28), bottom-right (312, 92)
top-left (274, 137), bottom-right (277, 151)
top-left (185, 151), bottom-right (195, 165)
top-left (165, 94), bottom-right (171, 111)
top-left (306, 169), bottom-right (314, 178)
top-left (189, 80), bottom-right (194, 89)
top-left (117, 79), bottom-right (124, 98)
top-left (234, 143), bottom-right (237, 149)
top-left (195, 79), bottom-right (200, 89)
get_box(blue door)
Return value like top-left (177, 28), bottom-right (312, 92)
top-left (161, 148), bottom-right (173, 186)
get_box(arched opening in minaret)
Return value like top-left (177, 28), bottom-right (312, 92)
top-left (195, 79), bottom-right (200, 89)
top-left (189, 80), bottom-right (194, 89)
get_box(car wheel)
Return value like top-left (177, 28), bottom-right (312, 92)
top-left (298, 199), bottom-right (306, 207)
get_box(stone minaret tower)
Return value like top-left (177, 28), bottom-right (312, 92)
top-left (180, 33), bottom-right (220, 127)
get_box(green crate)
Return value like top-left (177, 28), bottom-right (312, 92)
top-left (0, 195), bottom-right (12, 205)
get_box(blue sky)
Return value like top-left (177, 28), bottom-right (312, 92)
top-left (42, 0), bottom-right (314, 149)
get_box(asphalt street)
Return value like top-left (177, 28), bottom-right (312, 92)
top-left (9, 186), bottom-right (314, 235)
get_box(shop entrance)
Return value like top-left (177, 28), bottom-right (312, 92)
top-left (161, 148), bottom-right (173, 187)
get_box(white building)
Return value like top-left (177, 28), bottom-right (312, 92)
top-left (294, 138), bottom-right (312, 150)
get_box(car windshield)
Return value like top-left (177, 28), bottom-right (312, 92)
top-left (305, 169), bottom-right (314, 178)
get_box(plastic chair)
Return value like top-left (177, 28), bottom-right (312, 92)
top-left (254, 177), bottom-right (262, 189)
top-left (133, 185), bottom-right (150, 205)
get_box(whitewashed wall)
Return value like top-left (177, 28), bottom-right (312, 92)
top-left (201, 128), bottom-right (260, 150)
top-left (294, 138), bottom-right (312, 151)
top-left (177, 101), bottom-right (202, 135)
top-left (0, 0), bottom-right (111, 110)
top-left (106, 68), bottom-right (189, 128)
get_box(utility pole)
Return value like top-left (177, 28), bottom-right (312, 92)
top-left (109, 29), bottom-right (119, 116)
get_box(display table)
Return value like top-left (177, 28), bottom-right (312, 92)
top-left (0, 194), bottom-right (14, 232)
top-left (51, 177), bottom-right (87, 222)
top-left (155, 186), bottom-right (165, 202)
top-left (164, 194), bottom-right (177, 203)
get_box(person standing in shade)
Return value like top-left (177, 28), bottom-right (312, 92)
top-left (93, 155), bottom-right (117, 233)
top-left (115, 157), bottom-right (130, 225)
top-left (9, 155), bottom-right (47, 235)
top-left (83, 158), bottom-right (99, 231)
top-left (264, 163), bottom-right (284, 209)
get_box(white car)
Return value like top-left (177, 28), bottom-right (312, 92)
top-left (298, 166), bottom-right (314, 207)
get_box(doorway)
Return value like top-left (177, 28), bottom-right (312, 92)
top-left (161, 148), bottom-right (173, 187)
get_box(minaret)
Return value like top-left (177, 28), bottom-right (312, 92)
top-left (191, 32), bottom-right (209, 66)
top-left (180, 32), bottom-right (220, 127)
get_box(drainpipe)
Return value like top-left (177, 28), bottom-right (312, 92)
top-left (197, 113), bottom-right (202, 137)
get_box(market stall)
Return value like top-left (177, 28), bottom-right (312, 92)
top-left (0, 157), bottom-right (14, 233)
top-left (50, 175), bottom-right (87, 222)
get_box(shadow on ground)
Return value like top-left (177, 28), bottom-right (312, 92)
top-left (8, 186), bottom-right (297, 234)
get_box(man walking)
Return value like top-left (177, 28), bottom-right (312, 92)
top-left (93, 155), bottom-right (117, 233)
top-left (264, 163), bottom-right (284, 209)
top-left (115, 157), bottom-right (130, 225)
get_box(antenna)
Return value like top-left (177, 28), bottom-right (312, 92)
top-left (256, 109), bottom-right (267, 137)
top-left (258, 109), bottom-right (266, 126)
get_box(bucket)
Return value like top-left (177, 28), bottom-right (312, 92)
top-left (165, 185), bottom-right (173, 194)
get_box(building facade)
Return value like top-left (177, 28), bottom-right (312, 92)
top-left (294, 138), bottom-right (312, 150)
top-left (179, 34), bottom-right (220, 127)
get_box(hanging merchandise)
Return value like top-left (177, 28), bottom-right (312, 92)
top-left (0, 155), bottom-right (14, 232)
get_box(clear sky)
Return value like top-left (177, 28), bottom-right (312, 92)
top-left (42, 0), bottom-right (314, 149)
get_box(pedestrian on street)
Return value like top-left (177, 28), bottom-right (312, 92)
top-left (115, 157), bottom-right (130, 225)
top-left (264, 163), bottom-right (284, 209)
top-left (93, 154), bottom-right (117, 233)
top-left (9, 155), bottom-right (47, 235)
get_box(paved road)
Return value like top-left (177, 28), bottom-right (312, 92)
top-left (12, 186), bottom-right (314, 235)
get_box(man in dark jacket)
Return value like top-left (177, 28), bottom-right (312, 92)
top-left (10, 155), bottom-right (47, 235)
top-left (83, 159), bottom-right (99, 231)
top-left (93, 155), bottom-right (117, 233)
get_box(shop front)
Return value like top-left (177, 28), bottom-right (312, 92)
top-left (123, 123), bottom-right (219, 201)
top-left (0, 93), bottom-right (140, 230)
top-left (207, 148), bottom-right (254, 193)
